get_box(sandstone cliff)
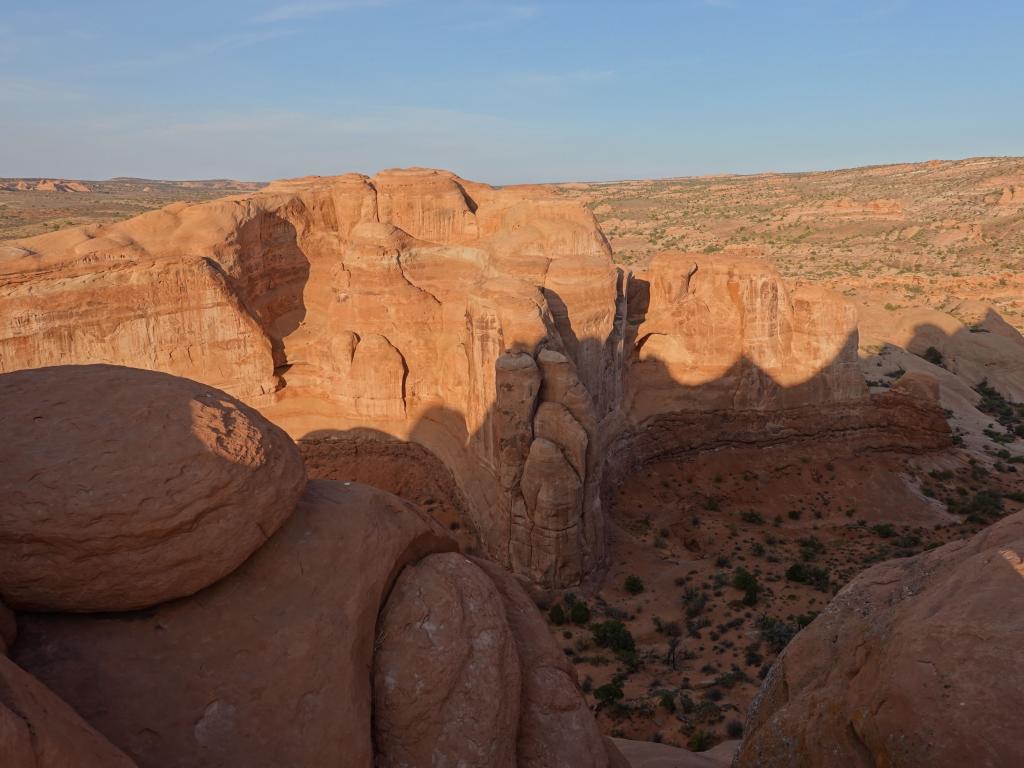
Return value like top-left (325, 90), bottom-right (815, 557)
top-left (0, 169), bottom-right (948, 587)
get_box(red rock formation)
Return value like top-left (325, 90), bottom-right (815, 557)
top-left (0, 170), bottom-right (944, 588)
top-left (0, 365), bottom-right (305, 612)
top-left (0, 600), bottom-right (14, 655)
top-left (373, 552), bottom-right (521, 767)
top-left (11, 480), bottom-right (458, 767)
top-left (737, 510), bottom-right (1024, 768)
top-left (0, 169), bottom-right (616, 587)
top-left (1, 656), bottom-right (136, 767)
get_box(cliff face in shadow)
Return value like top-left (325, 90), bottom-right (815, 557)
top-left (0, 168), bottom-right (951, 588)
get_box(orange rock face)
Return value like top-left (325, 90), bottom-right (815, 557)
top-left (374, 552), bottom-right (522, 767)
top-left (0, 169), bottom-right (618, 587)
top-left (12, 480), bottom-right (458, 767)
top-left (737, 511), bottom-right (1024, 768)
top-left (0, 169), bottom-right (943, 587)
top-left (0, 365), bottom-right (305, 611)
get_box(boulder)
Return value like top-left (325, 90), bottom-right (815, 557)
top-left (0, 364), bottom-right (306, 612)
top-left (738, 511), bottom-right (1024, 768)
top-left (11, 480), bottom-right (457, 767)
top-left (0, 656), bottom-right (136, 767)
top-left (472, 557), bottom-right (615, 767)
top-left (373, 552), bottom-right (521, 767)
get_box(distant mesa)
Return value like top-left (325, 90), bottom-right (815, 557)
top-left (0, 178), bottom-right (91, 192)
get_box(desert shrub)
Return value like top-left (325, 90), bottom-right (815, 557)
top-left (871, 523), bottom-right (896, 538)
top-left (592, 620), bottom-right (635, 652)
top-left (727, 719), bottom-right (744, 738)
top-left (548, 604), bottom-right (566, 625)
top-left (624, 575), bottom-right (645, 595)
top-left (757, 615), bottom-right (798, 652)
top-left (688, 729), bottom-right (715, 751)
top-left (594, 681), bottom-right (624, 705)
top-left (732, 567), bottom-right (762, 606)
top-left (656, 689), bottom-right (676, 712)
top-left (684, 589), bottom-right (708, 618)
top-left (798, 536), bottom-right (825, 561)
top-left (785, 562), bottom-right (830, 591)
top-left (569, 601), bottom-right (591, 625)
top-left (740, 510), bottom-right (764, 524)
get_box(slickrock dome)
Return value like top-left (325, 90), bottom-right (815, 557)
top-left (0, 364), bottom-right (305, 612)
top-left (737, 510), bottom-right (1024, 768)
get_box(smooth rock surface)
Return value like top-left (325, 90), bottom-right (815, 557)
top-left (11, 480), bottom-right (457, 768)
top-left (738, 510), bottom-right (1024, 768)
top-left (374, 552), bottom-right (521, 768)
top-left (0, 656), bottom-right (136, 767)
top-left (0, 364), bottom-right (306, 612)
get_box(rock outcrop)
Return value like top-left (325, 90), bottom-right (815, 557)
top-left (0, 655), bottom-right (136, 767)
top-left (12, 476), bottom-right (619, 768)
top-left (3, 364), bottom-right (619, 767)
top-left (602, 252), bottom-right (949, 486)
top-left (0, 170), bottom-right (947, 587)
top-left (0, 600), bottom-right (15, 655)
top-left (0, 169), bottom-right (616, 587)
top-left (12, 480), bottom-right (458, 767)
top-left (737, 510), bottom-right (1024, 768)
top-left (373, 552), bottom-right (521, 767)
top-left (0, 365), bottom-right (306, 612)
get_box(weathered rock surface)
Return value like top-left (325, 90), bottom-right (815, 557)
top-left (373, 552), bottom-right (521, 767)
top-left (738, 510), bottom-right (1024, 768)
top-left (0, 169), bottom-right (616, 587)
top-left (473, 557), bottom-right (615, 767)
top-left (0, 655), bottom-right (136, 767)
top-left (0, 171), bottom-right (943, 587)
top-left (11, 480), bottom-right (457, 767)
top-left (0, 364), bottom-right (305, 612)
top-left (0, 599), bottom-right (14, 654)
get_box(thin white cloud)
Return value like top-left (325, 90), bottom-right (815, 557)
top-left (254, 0), bottom-right (390, 23)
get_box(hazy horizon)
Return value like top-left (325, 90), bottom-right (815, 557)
top-left (3, 1), bottom-right (1023, 184)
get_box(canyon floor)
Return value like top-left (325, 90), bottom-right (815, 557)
top-left (542, 156), bottom-right (1024, 749)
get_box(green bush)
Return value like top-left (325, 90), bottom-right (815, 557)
top-left (592, 620), bottom-right (636, 652)
top-left (548, 604), bottom-right (566, 625)
top-left (785, 562), bottom-right (830, 592)
top-left (732, 567), bottom-right (761, 606)
top-left (594, 681), bottom-right (624, 705)
top-left (569, 601), bottom-right (591, 625)
top-left (624, 575), bottom-right (645, 595)
top-left (688, 729), bottom-right (715, 751)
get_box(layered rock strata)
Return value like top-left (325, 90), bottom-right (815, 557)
top-left (0, 170), bottom-right (949, 587)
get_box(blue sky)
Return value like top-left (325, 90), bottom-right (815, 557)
top-left (1, 1), bottom-right (1022, 183)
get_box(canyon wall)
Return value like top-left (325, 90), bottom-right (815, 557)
top-left (0, 169), bottom-right (948, 587)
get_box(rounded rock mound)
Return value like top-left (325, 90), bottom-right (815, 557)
top-left (737, 510), bottom-right (1024, 768)
top-left (0, 364), bottom-right (306, 612)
